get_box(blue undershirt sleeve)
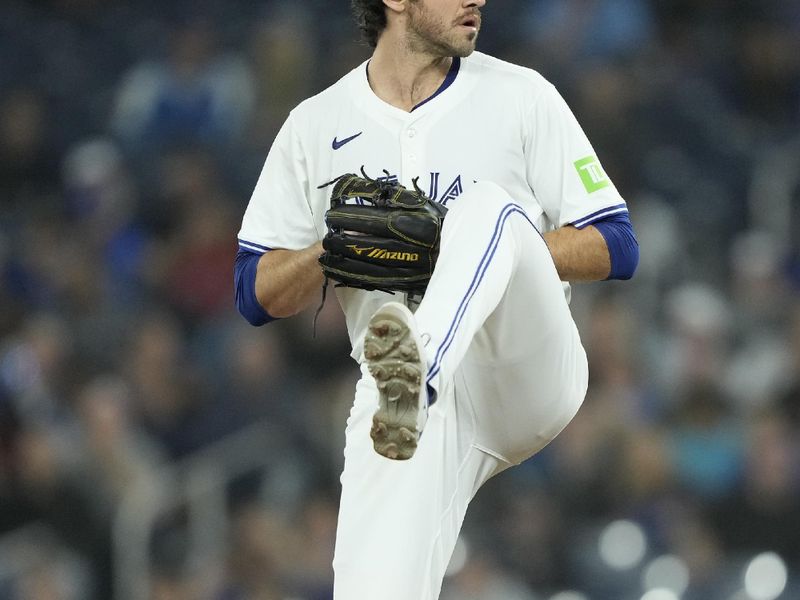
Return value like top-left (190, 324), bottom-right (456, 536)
top-left (590, 212), bottom-right (639, 281)
top-left (234, 249), bottom-right (276, 326)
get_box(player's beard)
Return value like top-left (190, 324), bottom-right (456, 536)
top-left (405, 0), bottom-right (479, 59)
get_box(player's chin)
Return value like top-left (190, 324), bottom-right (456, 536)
top-left (452, 35), bottom-right (478, 57)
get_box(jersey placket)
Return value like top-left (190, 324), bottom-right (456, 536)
top-left (400, 121), bottom-right (425, 187)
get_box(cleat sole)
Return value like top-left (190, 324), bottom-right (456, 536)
top-left (365, 308), bottom-right (425, 461)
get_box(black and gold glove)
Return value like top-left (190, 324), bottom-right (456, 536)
top-left (319, 170), bottom-right (448, 294)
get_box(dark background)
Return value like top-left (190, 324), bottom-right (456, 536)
top-left (1, 1), bottom-right (799, 599)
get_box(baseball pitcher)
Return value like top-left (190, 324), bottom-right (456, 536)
top-left (235, 0), bottom-right (639, 598)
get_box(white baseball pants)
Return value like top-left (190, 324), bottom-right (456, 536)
top-left (332, 182), bottom-right (589, 600)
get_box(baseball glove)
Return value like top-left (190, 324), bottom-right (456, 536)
top-left (318, 169), bottom-right (448, 294)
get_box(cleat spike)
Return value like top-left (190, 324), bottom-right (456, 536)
top-left (370, 421), bottom-right (388, 441)
top-left (398, 344), bottom-right (418, 360)
top-left (402, 365), bottom-right (420, 381)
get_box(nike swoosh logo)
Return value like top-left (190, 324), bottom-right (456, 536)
top-left (332, 132), bottom-right (363, 150)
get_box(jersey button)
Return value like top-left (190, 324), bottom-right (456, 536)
top-left (407, 129), bottom-right (416, 138)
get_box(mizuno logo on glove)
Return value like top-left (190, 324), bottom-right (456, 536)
top-left (346, 245), bottom-right (419, 261)
top-left (367, 249), bottom-right (420, 262)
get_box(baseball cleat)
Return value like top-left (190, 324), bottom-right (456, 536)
top-left (364, 301), bottom-right (428, 460)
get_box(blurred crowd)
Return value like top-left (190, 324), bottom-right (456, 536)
top-left (0, 0), bottom-right (799, 599)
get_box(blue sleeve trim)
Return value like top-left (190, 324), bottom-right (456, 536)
top-left (571, 204), bottom-right (628, 229)
top-left (238, 238), bottom-right (273, 253)
top-left (234, 249), bottom-right (277, 326)
top-left (592, 212), bottom-right (639, 281)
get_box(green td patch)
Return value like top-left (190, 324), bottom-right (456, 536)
top-left (574, 155), bottom-right (611, 194)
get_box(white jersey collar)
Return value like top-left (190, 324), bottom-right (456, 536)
top-left (354, 54), bottom-right (473, 122)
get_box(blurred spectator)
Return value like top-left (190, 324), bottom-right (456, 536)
top-left (284, 494), bottom-right (337, 598)
top-left (519, 0), bottom-right (656, 73)
top-left (657, 283), bottom-right (732, 397)
top-left (216, 504), bottom-right (296, 600)
top-left (441, 546), bottom-right (540, 600)
top-left (610, 427), bottom-right (676, 514)
top-left (0, 526), bottom-right (93, 600)
top-left (666, 383), bottom-right (743, 500)
top-left (248, 3), bottom-right (319, 143)
top-left (122, 310), bottom-right (212, 458)
top-left (110, 17), bottom-right (255, 155)
top-left (0, 425), bottom-right (104, 595)
top-left (725, 230), bottom-right (793, 408)
top-left (74, 376), bottom-right (163, 513)
top-left (736, 18), bottom-right (800, 129)
top-left (61, 138), bottom-right (147, 297)
top-left (709, 410), bottom-right (800, 563)
top-left (0, 315), bottom-right (73, 427)
top-left (157, 192), bottom-right (238, 324)
top-left (776, 302), bottom-right (800, 429)
top-left (664, 505), bottom-right (732, 600)
top-left (0, 88), bottom-right (60, 210)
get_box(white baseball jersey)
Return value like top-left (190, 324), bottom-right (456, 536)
top-left (238, 51), bottom-right (627, 359)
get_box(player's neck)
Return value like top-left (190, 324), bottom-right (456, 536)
top-left (368, 41), bottom-right (452, 113)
